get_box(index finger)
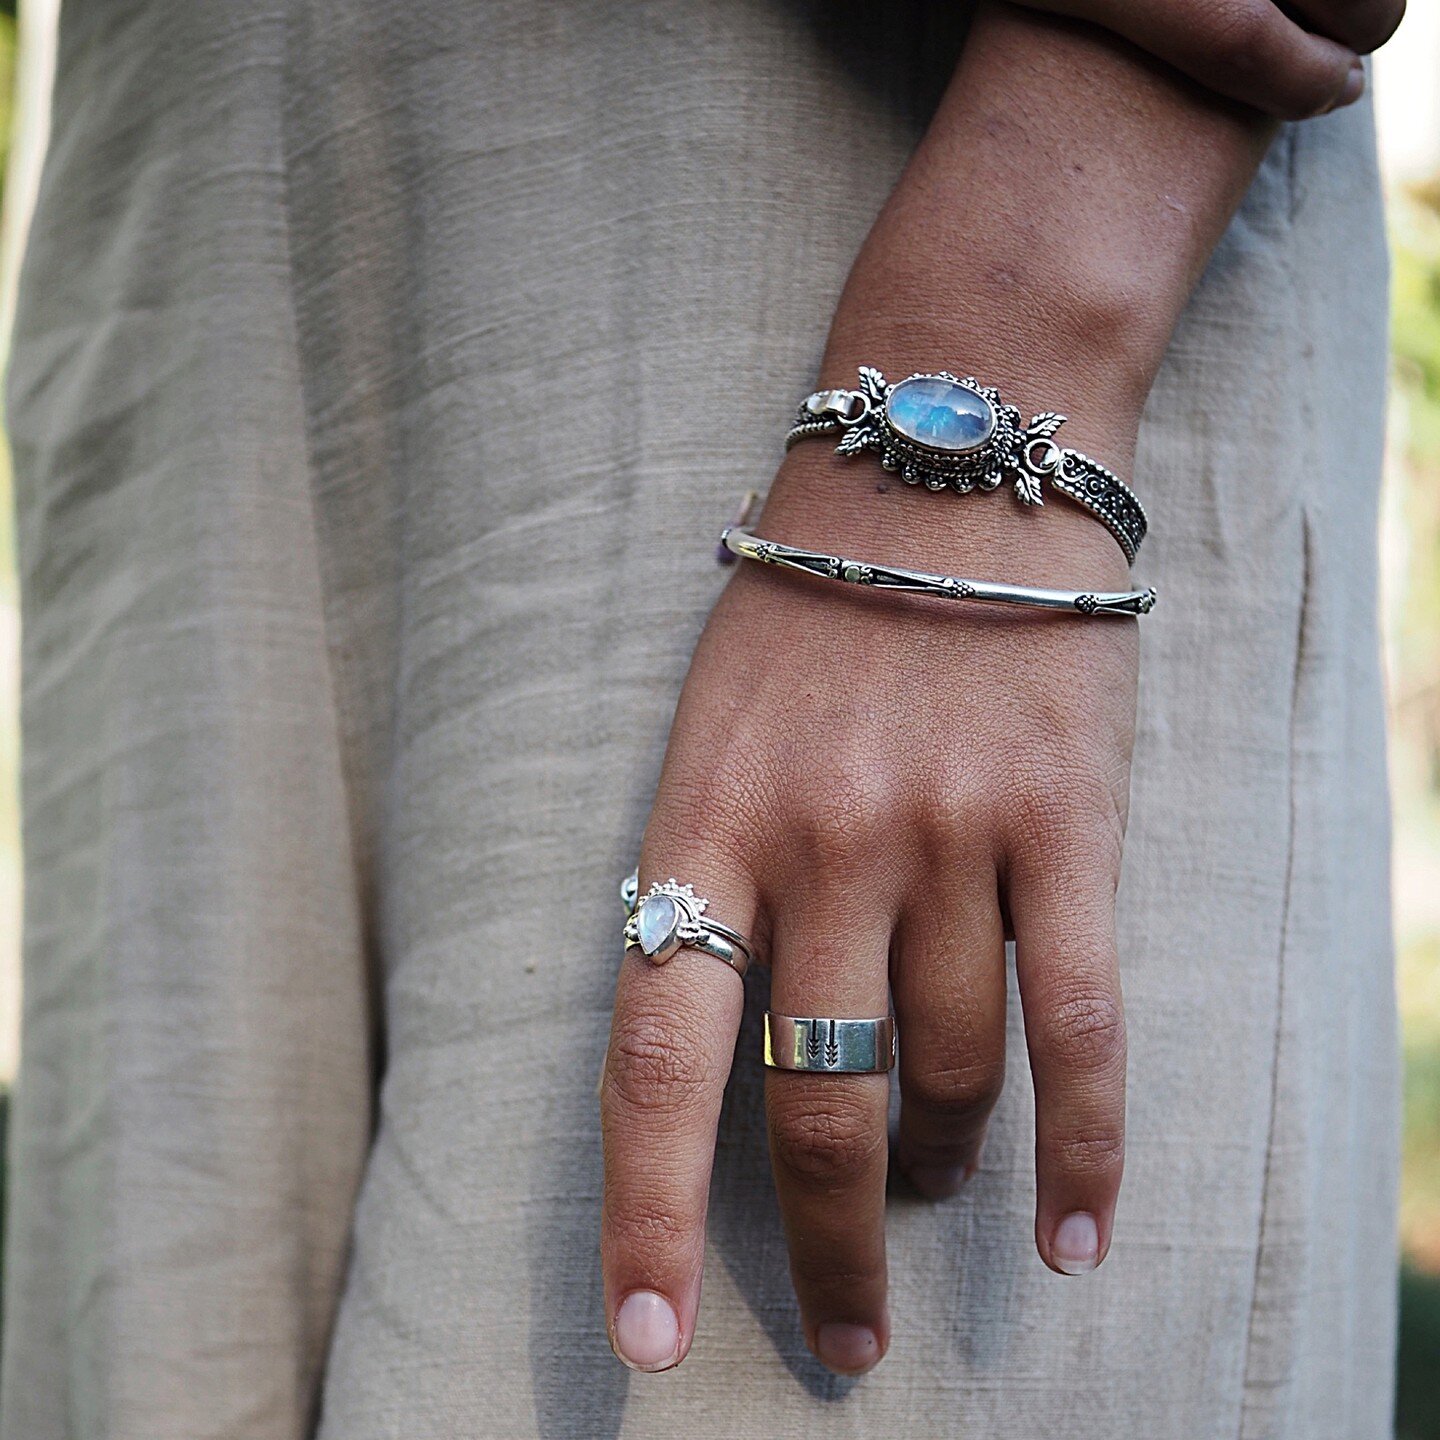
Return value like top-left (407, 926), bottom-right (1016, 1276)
top-left (600, 859), bottom-right (758, 1371)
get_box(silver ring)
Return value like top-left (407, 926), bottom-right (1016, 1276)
top-left (764, 1013), bottom-right (897, 1073)
top-left (621, 872), bottom-right (754, 978)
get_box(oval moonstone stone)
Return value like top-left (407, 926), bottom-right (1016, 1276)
top-left (884, 376), bottom-right (995, 453)
top-left (636, 894), bottom-right (682, 958)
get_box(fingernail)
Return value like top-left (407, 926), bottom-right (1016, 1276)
top-left (1051, 1212), bottom-right (1100, 1275)
top-left (815, 1321), bottom-right (882, 1375)
top-left (906, 1163), bottom-right (970, 1200)
top-left (1332, 58), bottom-right (1365, 110)
top-left (611, 1290), bottom-right (681, 1371)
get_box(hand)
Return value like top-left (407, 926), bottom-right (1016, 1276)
top-left (601, 451), bottom-right (1138, 1374)
top-left (1017, 0), bottom-right (1403, 118)
top-left (598, 0), bottom-right (1282, 1375)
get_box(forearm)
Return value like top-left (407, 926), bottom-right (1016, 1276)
top-left (766, 3), bottom-right (1277, 578)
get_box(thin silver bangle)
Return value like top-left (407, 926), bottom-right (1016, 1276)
top-left (720, 524), bottom-right (1156, 618)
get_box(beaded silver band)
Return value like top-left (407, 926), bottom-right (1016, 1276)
top-left (721, 524), bottom-right (1156, 618)
top-left (786, 367), bottom-right (1149, 563)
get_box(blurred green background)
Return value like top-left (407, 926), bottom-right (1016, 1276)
top-left (1388, 173), bottom-right (1440, 1436)
top-left (0, 3), bottom-right (1435, 1429)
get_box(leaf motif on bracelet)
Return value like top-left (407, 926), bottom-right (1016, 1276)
top-left (857, 366), bottom-right (888, 405)
top-left (1013, 468), bottom-right (1044, 507)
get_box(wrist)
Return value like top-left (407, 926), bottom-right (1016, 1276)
top-left (823, 303), bottom-right (1157, 442)
top-left (759, 439), bottom-right (1136, 596)
top-left (762, 331), bottom-right (1146, 591)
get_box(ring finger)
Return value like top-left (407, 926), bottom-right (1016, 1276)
top-left (891, 867), bottom-right (1008, 1199)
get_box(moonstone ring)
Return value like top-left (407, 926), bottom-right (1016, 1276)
top-left (621, 871), bottom-right (754, 978)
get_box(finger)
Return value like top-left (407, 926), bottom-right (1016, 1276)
top-left (1286, 0), bottom-right (1404, 55)
top-left (1026, 0), bottom-right (1364, 119)
top-left (1009, 849), bottom-right (1127, 1277)
top-left (891, 869), bottom-right (1008, 1200)
top-left (600, 858), bottom-right (757, 1371)
top-left (766, 891), bottom-right (893, 1376)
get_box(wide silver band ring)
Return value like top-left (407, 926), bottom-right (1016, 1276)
top-left (621, 870), bottom-right (754, 978)
top-left (764, 1013), bottom-right (897, 1073)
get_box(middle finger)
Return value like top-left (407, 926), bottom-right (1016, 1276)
top-left (765, 891), bottom-right (894, 1376)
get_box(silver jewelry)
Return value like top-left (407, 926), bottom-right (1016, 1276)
top-left (786, 367), bottom-right (1148, 563)
top-left (621, 872), bottom-right (754, 977)
top-left (764, 1013), bottom-right (897, 1073)
top-left (722, 523), bottom-right (1156, 618)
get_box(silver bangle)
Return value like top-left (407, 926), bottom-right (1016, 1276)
top-left (721, 523), bottom-right (1156, 618)
top-left (786, 367), bottom-right (1148, 564)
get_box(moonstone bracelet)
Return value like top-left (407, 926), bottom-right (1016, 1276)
top-left (786, 367), bottom-right (1149, 564)
top-left (721, 523), bottom-right (1156, 619)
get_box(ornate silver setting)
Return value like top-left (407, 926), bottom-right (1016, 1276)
top-left (786, 366), bottom-right (1148, 563)
top-left (722, 522), bottom-right (1156, 618)
top-left (764, 1013), bottom-right (897, 1074)
top-left (621, 871), bottom-right (754, 977)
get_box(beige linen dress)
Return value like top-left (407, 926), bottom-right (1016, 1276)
top-left (0, 1), bottom-right (1398, 1437)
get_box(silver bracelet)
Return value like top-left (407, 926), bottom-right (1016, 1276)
top-left (721, 523), bottom-right (1156, 618)
top-left (786, 368), bottom-right (1149, 564)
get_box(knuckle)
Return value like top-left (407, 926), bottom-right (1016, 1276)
top-left (1007, 768), bottom-right (1117, 851)
top-left (1202, 0), bottom-right (1336, 117)
top-left (644, 766), bottom-right (768, 864)
top-left (1003, 758), bottom-right (1127, 879)
top-left (1005, 776), bottom-right (1074, 850)
top-left (1046, 1125), bottom-right (1126, 1179)
top-left (788, 1260), bottom-right (880, 1292)
top-left (604, 1010), bottom-right (712, 1117)
top-left (1039, 989), bottom-right (1127, 1075)
top-left (788, 755), bottom-right (892, 872)
top-left (604, 1195), bottom-right (691, 1252)
top-left (1202, 0), bottom-right (1271, 75)
top-left (907, 1059), bottom-right (1005, 1121)
top-left (770, 1094), bottom-right (886, 1187)
top-left (919, 768), bottom-right (993, 860)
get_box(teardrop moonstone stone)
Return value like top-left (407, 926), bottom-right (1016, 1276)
top-left (885, 376), bottom-right (995, 453)
top-left (636, 894), bottom-right (681, 958)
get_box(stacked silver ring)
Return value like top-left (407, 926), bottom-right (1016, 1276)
top-left (619, 871), bottom-right (898, 1073)
top-left (621, 872), bottom-right (754, 977)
